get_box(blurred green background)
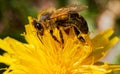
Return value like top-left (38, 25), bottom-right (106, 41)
top-left (0, 0), bottom-right (120, 74)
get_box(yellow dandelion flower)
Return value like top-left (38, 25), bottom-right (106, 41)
top-left (0, 6), bottom-right (120, 74)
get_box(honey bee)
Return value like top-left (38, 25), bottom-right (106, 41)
top-left (32, 5), bottom-right (88, 44)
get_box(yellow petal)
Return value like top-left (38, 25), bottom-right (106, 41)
top-left (0, 14), bottom-right (120, 74)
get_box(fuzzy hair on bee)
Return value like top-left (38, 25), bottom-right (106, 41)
top-left (32, 5), bottom-right (89, 44)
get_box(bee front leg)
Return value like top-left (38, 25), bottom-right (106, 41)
top-left (36, 32), bottom-right (43, 44)
top-left (50, 29), bottom-right (60, 43)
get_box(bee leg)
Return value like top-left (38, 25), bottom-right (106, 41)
top-left (50, 30), bottom-right (60, 43)
top-left (73, 26), bottom-right (80, 36)
top-left (36, 32), bottom-right (43, 44)
top-left (73, 26), bottom-right (85, 43)
top-left (56, 26), bottom-right (64, 44)
top-left (59, 30), bottom-right (64, 44)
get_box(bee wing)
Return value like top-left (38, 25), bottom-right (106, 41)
top-left (50, 7), bottom-right (68, 18)
top-left (50, 5), bottom-right (88, 18)
top-left (65, 5), bottom-right (88, 12)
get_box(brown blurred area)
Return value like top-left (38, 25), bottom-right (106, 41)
top-left (96, 0), bottom-right (120, 35)
top-left (0, 0), bottom-right (37, 41)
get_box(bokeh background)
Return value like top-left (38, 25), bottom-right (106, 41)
top-left (0, 0), bottom-right (120, 74)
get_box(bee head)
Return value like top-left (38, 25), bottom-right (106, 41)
top-left (32, 20), bottom-right (44, 35)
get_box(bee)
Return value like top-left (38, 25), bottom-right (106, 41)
top-left (32, 5), bottom-right (88, 44)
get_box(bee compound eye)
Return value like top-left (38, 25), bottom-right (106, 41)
top-left (32, 20), bottom-right (44, 31)
top-left (32, 19), bottom-right (45, 36)
top-left (36, 23), bottom-right (43, 30)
